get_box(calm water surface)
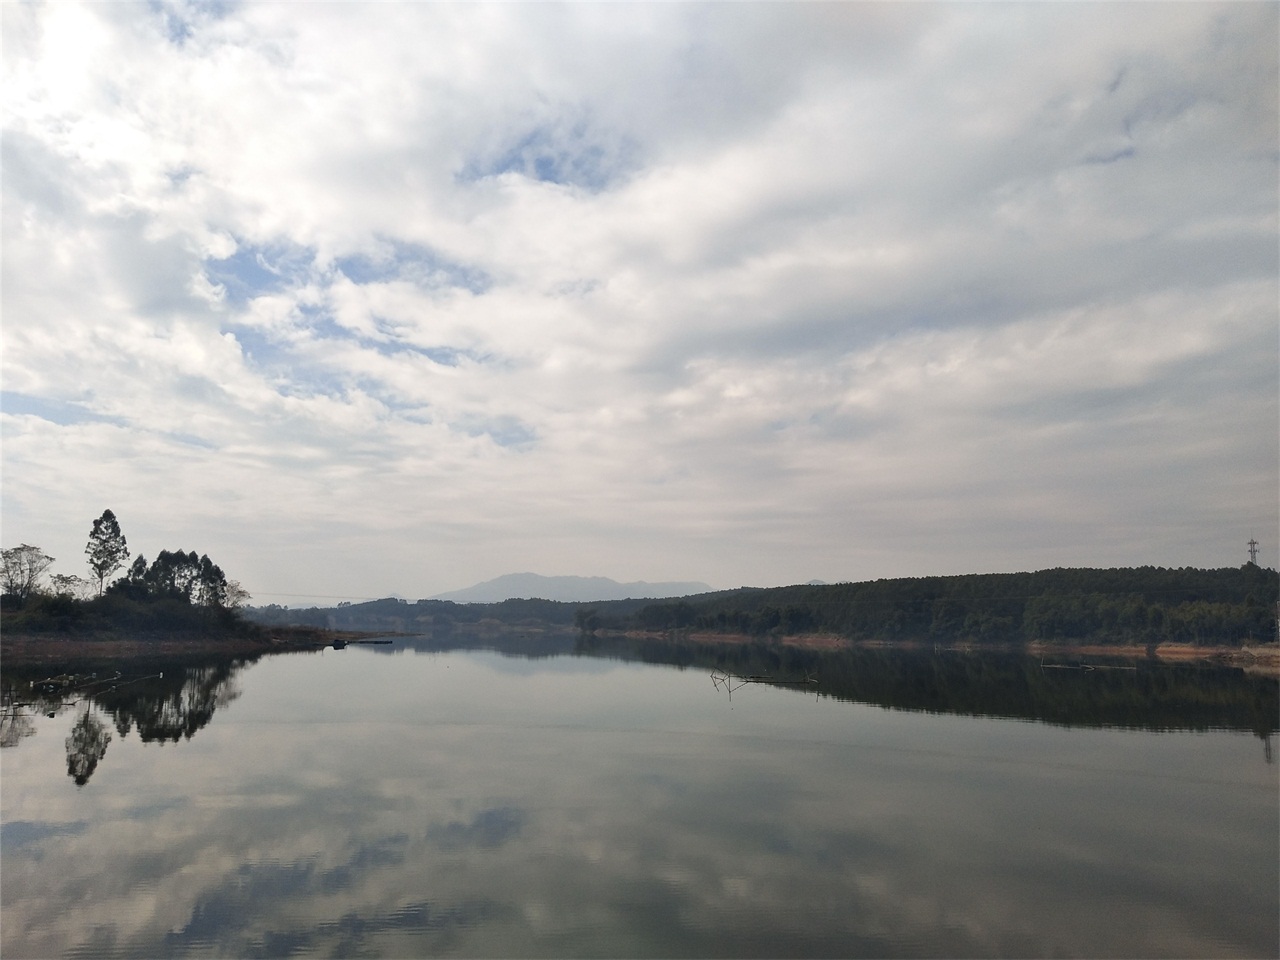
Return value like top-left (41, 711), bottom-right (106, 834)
top-left (2, 639), bottom-right (1276, 958)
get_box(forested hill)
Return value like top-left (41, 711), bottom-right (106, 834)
top-left (246, 565), bottom-right (1279, 647)
top-left (585, 565), bottom-right (1279, 646)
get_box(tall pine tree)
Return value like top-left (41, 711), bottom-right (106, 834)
top-left (85, 509), bottom-right (129, 596)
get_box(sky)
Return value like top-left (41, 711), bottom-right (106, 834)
top-left (2, 1), bottom-right (1277, 605)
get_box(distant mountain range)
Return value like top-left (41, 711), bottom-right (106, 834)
top-left (429, 573), bottom-right (713, 603)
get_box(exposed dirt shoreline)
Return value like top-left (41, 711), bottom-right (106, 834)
top-left (0, 626), bottom-right (376, 667)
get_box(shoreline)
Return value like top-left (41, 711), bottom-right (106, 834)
top-left (3, 627), bottom-right (1276, 678)
top-left (0, 627), bottom-right (383, 667)
top-left (613, 630), bottom-right (1280, 677)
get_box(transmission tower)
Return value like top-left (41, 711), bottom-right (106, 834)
top-left (1247, 538), bottom-right (1259, 565)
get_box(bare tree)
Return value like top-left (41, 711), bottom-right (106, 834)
top-left (1, 544), bottom-right (55, 606)
top-left (224, 580), bottom-right (251, 609)
top-left (51, 573), bottom-right (96, 601)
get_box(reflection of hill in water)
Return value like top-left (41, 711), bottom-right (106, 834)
top-left (3, 636), bottom-right (1274, 786)
top-left (377, 630), bottom-right (582, 660)
top-left (576, 634), bottom-right (1279, 738)
top-left (376, 630), bottom-right (1278, 737)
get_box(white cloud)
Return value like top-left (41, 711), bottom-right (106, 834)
top-left (3, 1), bottom-right (1276, 599)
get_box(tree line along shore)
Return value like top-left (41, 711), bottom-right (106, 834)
top-left (250, 564), bottom-right (1278, 650)
top-left (4, 511), bottom-right (1277, 664)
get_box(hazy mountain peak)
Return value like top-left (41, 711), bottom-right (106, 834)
top-left (429, 573), bottom-right (712, 603)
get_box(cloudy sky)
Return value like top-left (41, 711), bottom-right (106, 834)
top-left (2, 2), bottom-right (1276, 604)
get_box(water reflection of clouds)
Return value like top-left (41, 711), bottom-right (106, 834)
top-left (0, 819), bottom-right (88, 852)
top-left (157, 839), bottom-right (505, 958)
top-left (428, 807), bottom-right (526, 852)
top-left (1, 651), bottom-right (1275, 958)
top-left (8, 732), bottom-right (1274, 957)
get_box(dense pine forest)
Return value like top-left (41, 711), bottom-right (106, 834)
top-left (597, 565), bottom-right (1279, 646)
top-left (247, 565), bottom-right (1278, 648)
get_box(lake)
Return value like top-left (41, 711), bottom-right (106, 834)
top-left (2, 634), bottom-right (1277, 958)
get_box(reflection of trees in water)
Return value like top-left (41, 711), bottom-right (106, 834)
top-left (0, 710), bottom-right (36, 747)
top-left (0, 690), bottom-right (37, 747)
top-left (1, 657), bottom-right (252, 785)
top-left (97, 662), bottom-right (244, 743)
top-left (576, 634), bottom-right (1280, 737)
top-left (364, 630), bottom-right (1280, 739)
top-left (0, 674), bottom-right (66, 748)
top-left (66, 710), bottom-right (111, 786)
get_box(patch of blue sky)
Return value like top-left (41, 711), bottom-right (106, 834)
top-left (420, 346), bottom-right (468, 367)
top-left (205, 240), bottom-right (315, 308)
top-left (225, 324), bottom-right (292, 368)
top-left (149, 0), bottom-right (236, 47)
top-left (255, 366), bottom-right (432, 425)
top-left (351, 379), bottom-right (432, 423)
top-left (362, 337), bottom-right (440, 361)
top-left (0, 391), bottom-right (128, 428)
top-left (221, 324), bottom-right (345, 401)
top-left (364, 322), bottom-right (490, 365)
top-left (226, 318), bottom-right (481, 378)
top-left (227, 327), bottom-right (412, 408)
top-left (271, 369), bottom-right (351, 404)
top-left (303, 312), bottom-right (359, 344)
top-left (294, 313), bottom-right (468, 365)
top-left (335, 240), bottom-right (491, 295)
top-left (454, 414), bottom-right (538, 449)
top-left (459, 121), bottom-right (639, 193)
